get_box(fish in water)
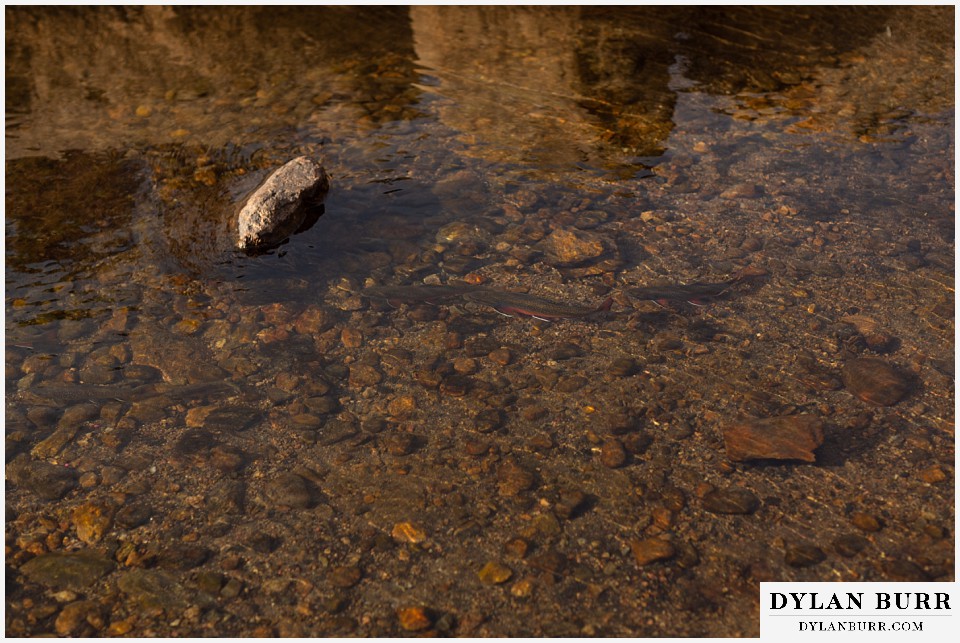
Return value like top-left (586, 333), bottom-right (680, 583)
top-left (463, 289), bottom-right (614, 321)
top-left (362, 283), bottom-right (612, 321)
top-left (362, 284), bottom-right (477, 307)
top-left (627, 268), bottom-right (767, 307)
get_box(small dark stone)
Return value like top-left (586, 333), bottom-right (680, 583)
top-left (548, 343), bottom-right (584, 360)
top-left (328, 565), bottom-right (362, 588)
top-left (554, 488), bottom-right (589, 519)
top-left (882, 559), bottom-right (931, 581)
top-left (382, 432), bottom-right (417, 456)
top-left (158, 544), bottom-right (210, 571)
top-left (497, 458), bottom-right (536, 496)
top-left (832, 534), bottom-right (869, 557)
top-left (265, 472), bottom-right (313, 509)
top-left (195, 571), bottom-right (224, 595)
top-left (208, 479), bottom-right (245, 516)
top-left (115, 503), bottom-right (153, 529)
top-left (842, 358), bottom-right (912, 406)
top-left (173, 428), bottom-right (218, 458)
top-left (473, 409), bottom-right (503, 433)
top-left (249, 533), bottom-right (279, 554)
top-left (599, 438), bottom-right (627, 468)
top-left (609, 357), bottom-right (639, 377)
top-left (318, 418), bottom-right (358, 446)
top-left (702, 487), bottom-right (760, 515)
top-left (204, 405), bottom-right (263, 432)
top-left (785, 543), bottom-right (826, 567)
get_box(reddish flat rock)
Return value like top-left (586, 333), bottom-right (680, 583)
top-left (723, 414), bottom-right (825, 462)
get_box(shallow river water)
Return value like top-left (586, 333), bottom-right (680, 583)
top-left (4, 6), bottom-right (954, 637)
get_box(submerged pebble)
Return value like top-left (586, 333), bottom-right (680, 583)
top-left (842, 357), bottom-right (912, 406)
top-left (722, 415), bottom-right (825, 462)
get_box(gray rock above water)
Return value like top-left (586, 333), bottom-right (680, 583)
top-left (237, 156), bottom-right (328, 250)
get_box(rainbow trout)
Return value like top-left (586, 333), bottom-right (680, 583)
top-left (463, 289), bottom-right (614, 321)
top-left (628, 268), bottom-right (767, 307)
top-left (362, 284), bottom-right (476, 307)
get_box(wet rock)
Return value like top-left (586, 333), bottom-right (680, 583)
top-left (722, 415), bottom-right (825, 462)
top-left (157, 543), bottom-right (210, 571)
top-left (237, 156), bottom-right (328, 250)
top-left (117, 568), bottom-right (190, 613)
top-left (204, 405), bottom-right (263, 432)
top-left (554, 488), bottom-right (589, 519)
top-left (348, 364), bottom-right (382, 388)
top-left (832, 534), bottom-right (869, 557)
top-left (599, 438), bottom-right (627, 468)
top-left (882, 559), bottom-right (930, 581)
top-left (608, 357), bottom-right (639, 377)
top-left (31, 425), bottom-right (81, 459)
top-left (265, 472), bottom-right (313, 509)
top-left (397, 606), bottom-right (433, 631)
top-left (71, 501), bottom-right (115, 544)
top-left (548, 342), bottom-right (584, 360)
top-left (391, 522), bottom-right (427, 544)
top-left (473, 409), bottom-right (503, 433)
top-left (702, 487), bottom-right (760, 515)
top-left (6, 454), bottom-right (79, 500)
top-left (539, 228), bottom-right (609, 266)
top-left (20, 550), bottom-right (115, 590)
top-left (328, 565), bottom-right (362, 588)
top-left (842, 358), bottom-right (911, 406)
top-left (478, 561), bottom-right (513, 584)
top-left (785, 543), bottom-right (826, 567)
top-left (318, 418), bottom-right (359, 446)
top-left (55, 599), bottom-right (103, 636)
top-left (918, 465), bottom-right (948, 484)
top-left (382, 432), bottom-right (417, 456)
top-left (850, 511), bottom-right (883, 532)
top-left (497, 459), bottom-right (536, 496)
top-left (115, 503), bottom-right (153, 529)
top-left (630, 538), bottom-right (676, 566)
top-left (503, 538), bottom-right (530, 559)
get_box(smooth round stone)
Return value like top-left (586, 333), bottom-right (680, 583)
top-left (842, 358), bottom-right (911, 406)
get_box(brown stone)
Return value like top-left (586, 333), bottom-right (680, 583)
top-left (478, 561), bottom-right (513, 584)
top-left (328, 565), bottom-right (362, 588)
top-left (71, 501), bottom-right (115, 544)
top-left (397, 606), bottom-right (433, 631)
top-left (497, 459), bottom-right (536, 497)
top-left (842, 358), bottom-right (911, 406)
top-left (599, 438), bottom-right (627, 468)
top-left (391, 522), bottom-right (427, 544)
top-left (539, 228), bottom-right (608, 266)
top-left (850, 511), bottom-right (883, 532)
top-left (630, 538), bottom-right (676, 566)
top-left (919, 465), bottom-right (948, 484)
top-left (702, 487), bottom-right (760, 515)
top-left (55, 600), bottom-right (102, 636)
top-left (785, 543), bottom-right (826, 567)
top-left (723, 414), bottom-right (825, 462)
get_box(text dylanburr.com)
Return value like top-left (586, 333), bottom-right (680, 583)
top-left (761, 582), bottom-right (956, 640)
